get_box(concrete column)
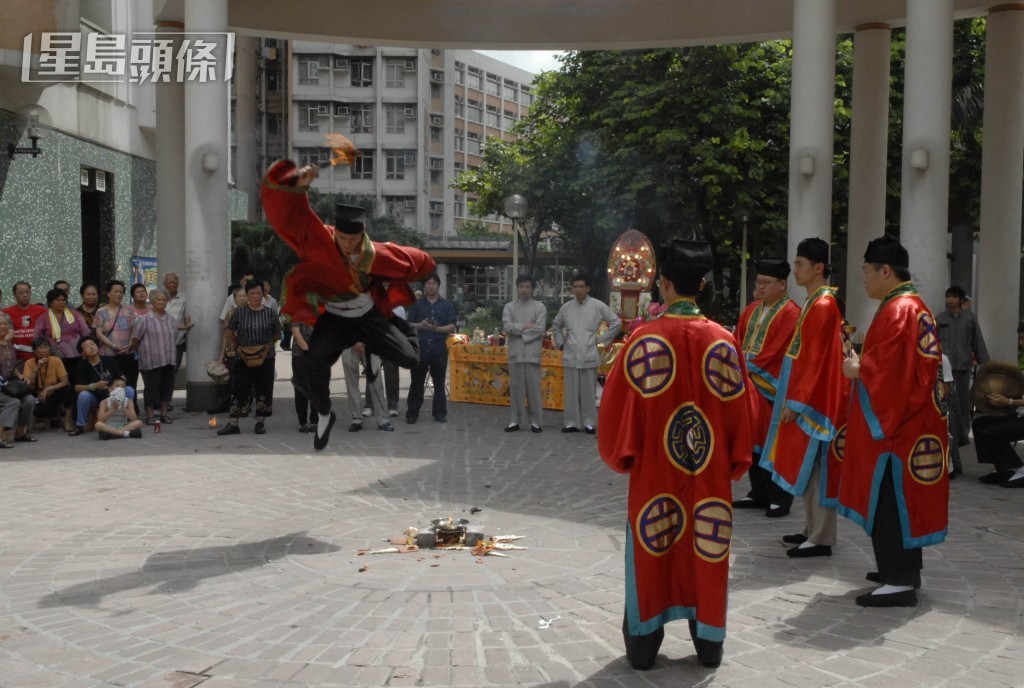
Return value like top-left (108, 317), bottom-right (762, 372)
top-left (155, 22), bottom-right (186, 283)
top-left (899, 0), bottom-right (954, 312)
top-left (845, 23), bottom-right (892, 336)
top-left (977, 4), bottom-right (1024, 362)
top-left (183, 0), bottom-right (231, 410)
top-left (234, 37), bottom-right (259, 221)
top-left (787, 0), bottom-right (837, 302)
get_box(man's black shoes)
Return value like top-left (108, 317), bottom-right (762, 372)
top-left (782, 533), bottom-right (808, 545)
top-left (855, 589), bottom-right (917, 607)
top-left (314, 412), bottom-right (336, 451)
top-left (786, 544), bottom-right (832, 558)
top-left (505, 423), bottom-right (520, 432)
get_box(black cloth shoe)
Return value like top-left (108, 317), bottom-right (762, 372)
top-left (433, 415), bottom-right (447, 423)
top-left (782, 533), bottom-right (808, 545)
top-left (765, 505), bottom-right (791, 518)
top-left (128, 428), bottom-right (142, 439)
top-left (216, 423), bottom-right (240, 436)
top-left (505, 423), bottom-right (520, 432)
top-left (786, 544), bottom-right (832, 558)
top-left (866, 572), bottom-right (921, 589)
top-left (584, 425), bottom-right (596, 435)
top-left (405, 415), bottom-right (418, 425)
top-left (348, 422), bottom-right (362, 432)
top-left (688, 620), bottom-right (724, 668)
top-left (530, 424), bottom-right (542, 433)
top-left (313, 412), bottom-right (336, 451)
top-left (561, 426), bottom-right (579, 433)
top-left (1000, 475), bottom-right (1024, 488)
top-left (732, 498), bottom-right (767, 509)
top-left (856, 589), bottom-right (918, 607)
top-left (98, 431), bottom-right (111, 440)
top-left (979, 470), bottom-right (1015, 484)
top-left (254, 421), bottom-right (266, 435)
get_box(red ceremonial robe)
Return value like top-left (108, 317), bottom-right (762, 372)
top-left (734, 296), bottom-right (801, 454)
top-left (598, 299), bottom-right (752, 643)
top-left (260, 160), bottom-right (436, 325)
top-left (760, 286), bottom-right (850, 504)
top-left (838, 283), bottom-right (949, 547)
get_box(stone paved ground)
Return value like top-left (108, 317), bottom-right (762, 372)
top-left (1, 352), bottom-right (1022, 687)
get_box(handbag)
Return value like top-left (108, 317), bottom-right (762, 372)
top-left (1, 379), bottom-right (33, 399)
top-left (237, 344), bottom-right (271, 368)
top-left (205, 359), bottom-right (230, 383)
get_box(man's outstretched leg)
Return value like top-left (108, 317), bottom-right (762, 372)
top-left (299, 313), bottom-right (355, 450)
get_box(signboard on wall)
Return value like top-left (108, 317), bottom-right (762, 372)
top-left (130, 256), bottom-right (159, 292)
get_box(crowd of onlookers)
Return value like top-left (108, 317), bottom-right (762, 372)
top-left (0, 274), bottom-right (190, 447)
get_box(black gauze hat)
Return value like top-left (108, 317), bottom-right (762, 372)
top-left (334, 203), bottom-right (367, 235)
top-left (796, 237), bottom-right (830, 266)
top-left (755, 258), bottom-right (790, 280)
top-left (864, 234), bottom-right (909, 268)
top-left (661, 239), bottom-right (713, 281)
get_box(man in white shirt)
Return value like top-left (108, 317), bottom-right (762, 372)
top-left (503, 274), bottom-right (547, 433)
top-left (162, 273), bottom-right (192, 370)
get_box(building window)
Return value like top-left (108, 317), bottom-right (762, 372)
top-left (462, 266), bottom-right (507, 301)
top-left (486, 77), bottom-right (499, 95)
top-left (352, 103), bottom-right (374, 133)
top-left (466, 105), bottom-right (482, 123)
top-left (466, 135), bottom-right (481, 155)
top-left (386, 150), bottom-right (414, 180)
top-left (385, 104), bottom-right (406, 134)
top-left (298, 103), bottom-right (323, 132)
top-left (454, 131), bottom-right (463, 152)
top-left (299, 57), bottom-right (322, 85)
top-left (430, 127), bottom-right (441, 142)
top-left (485, 111), bottom-right (499, 128)
top-left (454, 197), bottom-right (464, 217)
top-left (385, 58), bottom-right (406, 88)
top-left (385, 196), bottom-right (413, 218)
top-left (352, 150), bottom-right (374, 180)
top-left (267, 113), bottom-right (281, 135)
top-left (454, 68), bottom-right (464, 85)
top-left (521, 88), bottom-right (533, 106)
top-left (503, 114), bottom-right (516, 130)
top-left (296, 147), bottom-right (328, 167)
top-left (466, 72), bottom-right (482, 90)
top-left (454, 101), bottom-right (465, 119)
top-left (350, 58), bottom-right (374, 87)
top-left (503, 83), bottom-right (517, 100)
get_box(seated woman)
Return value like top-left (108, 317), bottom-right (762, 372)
top-left (72, 335), bottom-right (136, 433)
top-left (216, 280), bottom-right (280, 436)
top-left (23, 336), bottom-right (72, 431)
top-left (75, 282), bottom-right (101, 333)
top-left (34, 288), bottom-right (91, 426)
top-left (95, 379), bottom-right (143, 440)
top-left (0, 319), bottom-right (36, 445)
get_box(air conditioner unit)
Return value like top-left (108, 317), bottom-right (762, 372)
top-left (430, 202), bottom-right (443, 213)
top-left (430, 70), bottom-right (443, 83)
top-left (405, 199), bottom-right (416, 210)
top-left (404, 106), bottom-right (416, 118)
top-left (430, 158), bottom-right (443, 169)
top-left (335, 105), bottom-right (349, 116)
top-left (80, 168), bottom-right (90, 187)
top-left (404, 59), bottom-right (416, 71)
top-left (317, 149), bottom-right (330, 162)
top-left (430, 115), bottom-right (443, 126)
top-left (94, 171), bottom-right (106, 192)
top-left (316, 104), bottom-right (328, 115)
top-left (333, 57), bottom-right (349, 69)
top-left (404, 152), bottom-right (416, 164)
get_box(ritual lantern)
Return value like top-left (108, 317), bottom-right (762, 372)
top-left (607, 229), bottom-right (656, 323)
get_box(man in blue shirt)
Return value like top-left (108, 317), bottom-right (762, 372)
top-left (406, 274), bottom-right (457, 423)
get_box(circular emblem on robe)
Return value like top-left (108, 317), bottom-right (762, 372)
top-left (693, 498), bottom-right (732, 563)
top-left (917, 311), bottom-right (941, 360)
top-left (635, 494), bottom-right (687, 557)
top-left (932, 374), bottom-right (948, 418)
top-left (703, 340), bottom-right (745, 400)
top-left (830, 424), bottom-right (847, 464)
top-left (909, 435), bottom-right (946, 485)
top-left (664, 402), bottom-right (714, 475)
top-left (624, 335), bottom-right (676, 397)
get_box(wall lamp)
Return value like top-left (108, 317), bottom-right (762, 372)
top-left (202, 151), bottom-right (220, 173)
top-left (910, 148), bottom-right (929, 170)
top-left (7, 104), bottom-right (52, 159)
top-left (798, 154), bottom-right (815, 177)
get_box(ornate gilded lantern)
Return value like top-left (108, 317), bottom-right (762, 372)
top-left (607, 229), bottom-right (656, 323)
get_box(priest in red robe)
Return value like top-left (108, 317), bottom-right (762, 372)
top-left (733, 258), bottom-right (801, 518)
top-left (839, 235), bottom-right (948, 607)
top-left (261, 161), bottom-right (435, 450)
top-left (760, 238), bottom-right (850, 558)
top-left (598, 239), bottom-right (752, 670)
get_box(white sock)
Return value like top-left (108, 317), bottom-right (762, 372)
top-left (122, 431), bottom-right (129, 438)
top-left (798, 540), bottom-right (821, 549)
top-left (873, 584), bottom-right (913, 595)
top-left (769, 504), bottom-right (780, 510)
top-left (317, 413), bottom-right (331, 437)
top-left (1011, 467), bottom-right (1024, 481)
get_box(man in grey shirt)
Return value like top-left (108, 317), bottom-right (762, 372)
top-left (936, 285), bottom-right (989, 457)
top-left (551, 273), bottom-right (621, 434)
top-left (503, 274), bottom-right (548, 433)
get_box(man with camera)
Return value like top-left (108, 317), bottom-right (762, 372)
top-left (405, 274), bottom-right (457, 424)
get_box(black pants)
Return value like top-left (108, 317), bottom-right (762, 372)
top-left (972, 413), bottom-right (1024, 471)
top-left (746, 459), bottom-right (794, 509)
top-left (871, 468), bottom-right (923, 587)
top-left (294, 388), bottom-right (319, 426)
top-left (294, 308), bottom-right (418, 417)
top-left (141, 364), bottom-right (176, 413)
top-left (230, 357), bottom-right (275, 418)
top-left (406, 344), bottom-right (447, 421)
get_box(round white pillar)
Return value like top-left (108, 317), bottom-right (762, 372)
top-left (845, 24), bottom-right (892, 336)
top-left (234, 37), bottom-right (259, 221)
top-left (787, 0), bottom-right (837, 302)
top-left (899, 0), bottom-right (954, 313)
top-left (155, 22), bottom-right (186, 284)
top-left (977, 4), bottom-right (1024, 362)
top-left (183, 0), bottom-right (231, 410)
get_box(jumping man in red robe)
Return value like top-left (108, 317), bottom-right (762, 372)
top-left (839, 235), bottom-right (948, 607)
top-left (598, 239), bottom-right (753, 670)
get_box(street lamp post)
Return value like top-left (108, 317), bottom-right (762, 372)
top-left (734, 208), bottom-right (752, 312)
top-left (503, 194), bottom-right (527, 291)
